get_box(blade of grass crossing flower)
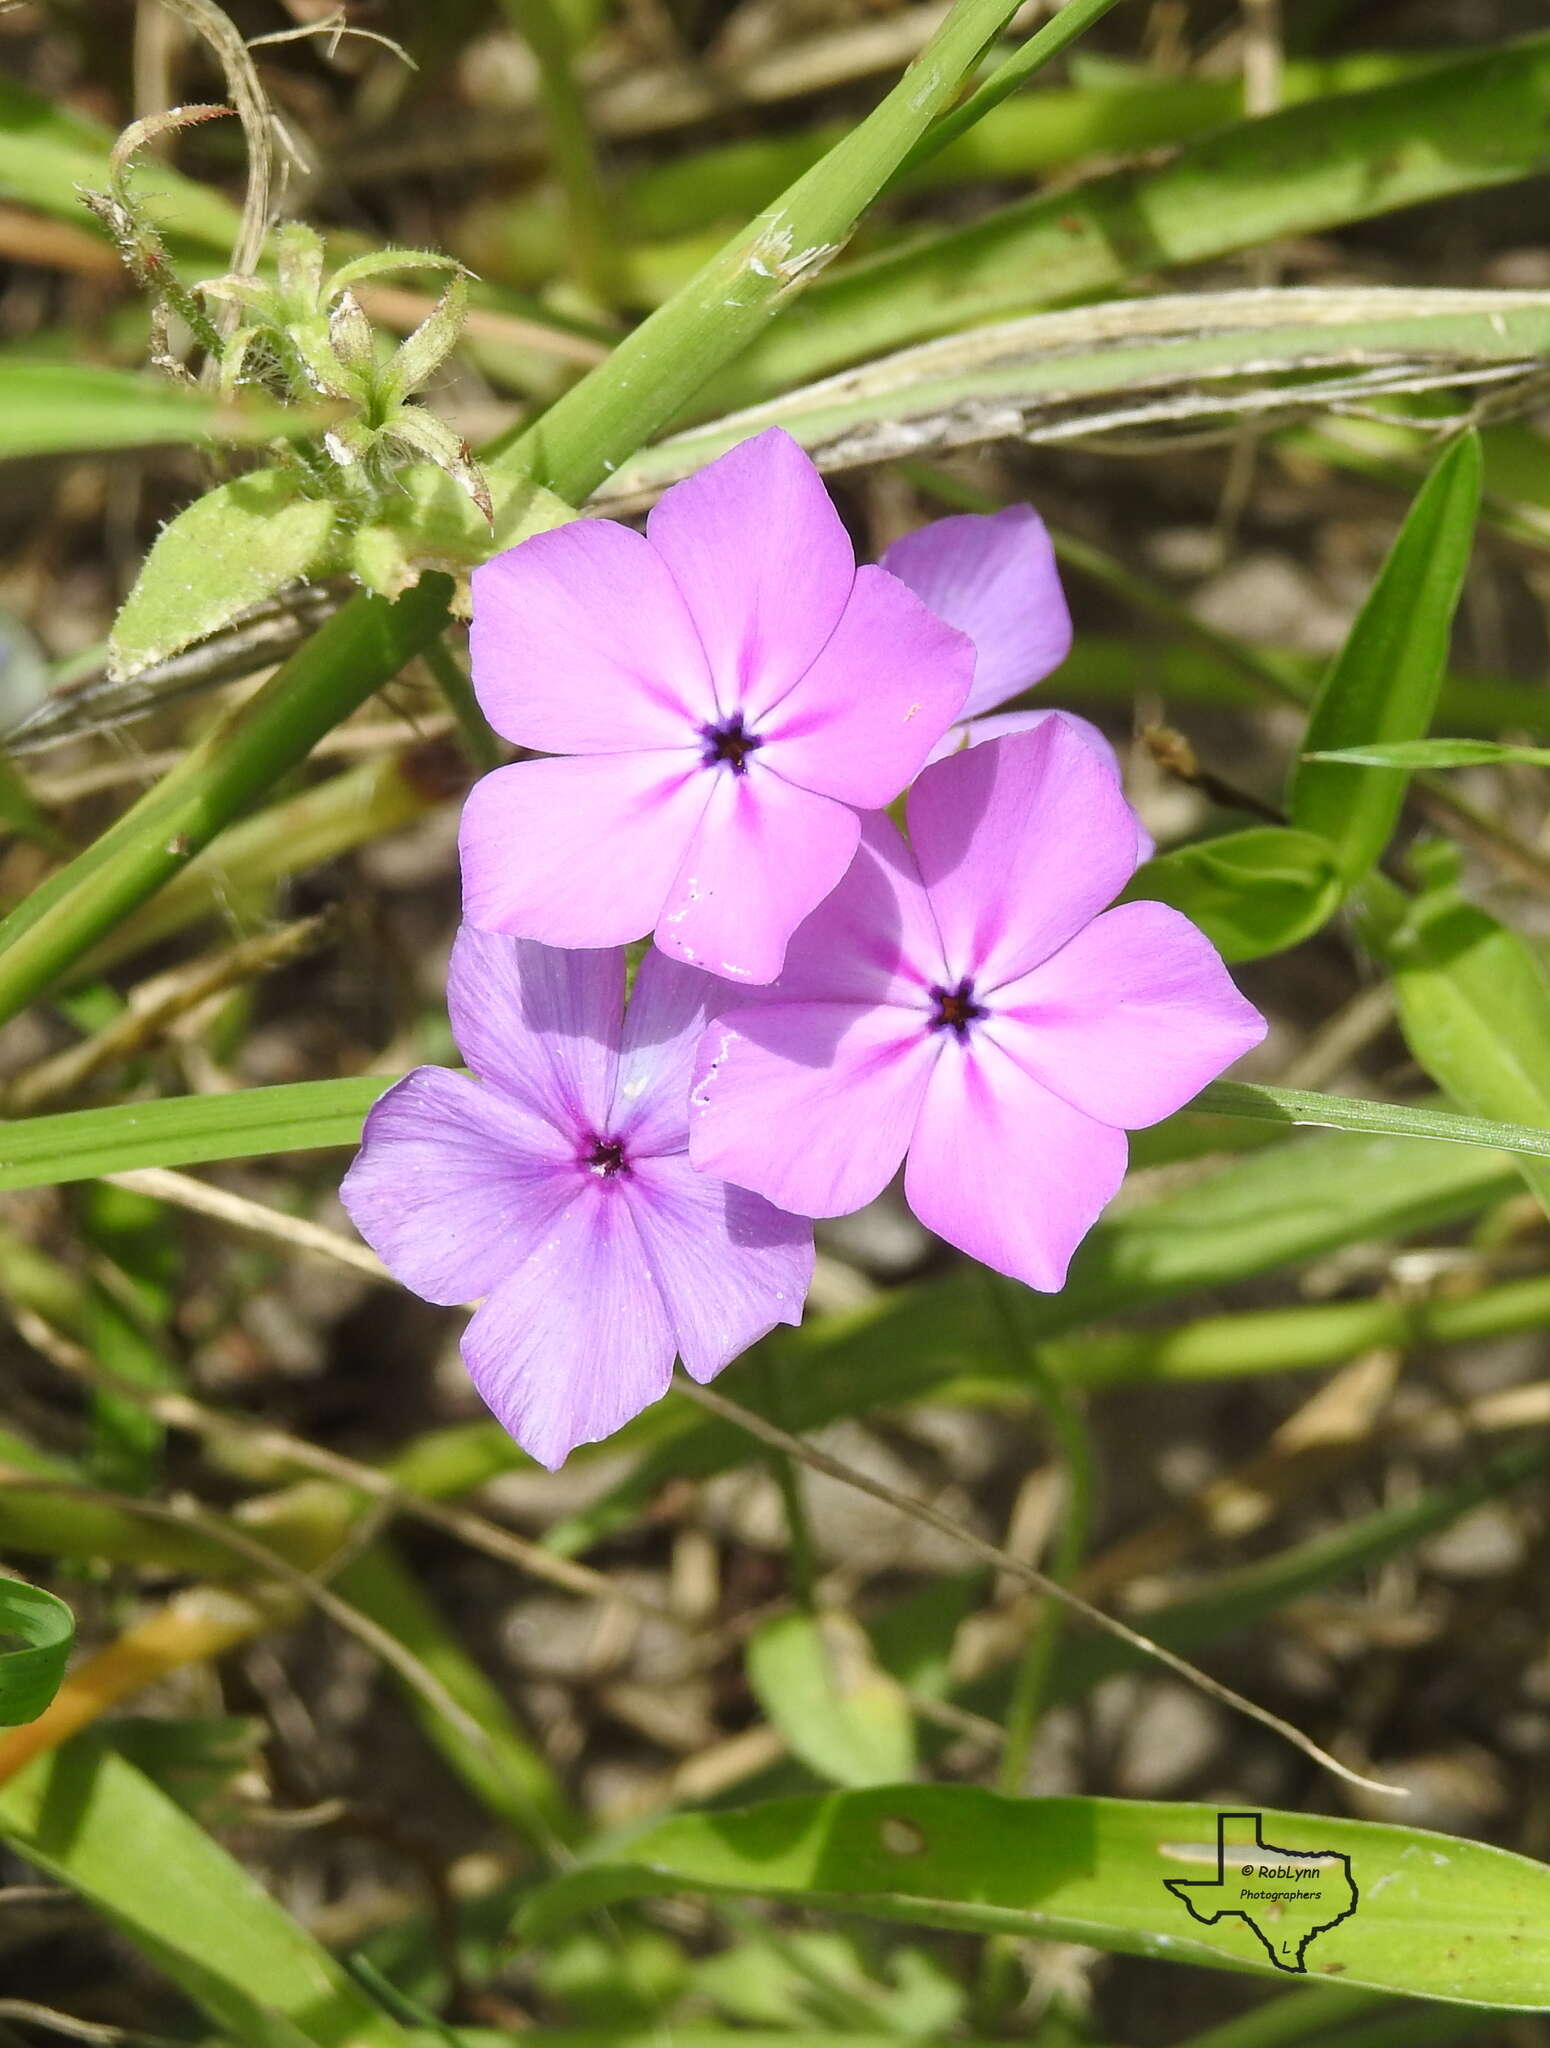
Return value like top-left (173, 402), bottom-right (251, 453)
top-left (517, 1785), bottom-right (1550, 2006)
top-left (0, 1739), bottom-right (411, 2048)
top-left (1289, 433), bottom-right (1482, 880)
top-left (8, 1075), bottom-right (1550, 1193)
top-left (0, 1578), bottom-right (73, 1727)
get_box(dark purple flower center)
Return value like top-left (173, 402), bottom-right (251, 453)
top-left (584, 1135), bottom-right (629, 1177)
top-left (928, 977), bottom-right (987, 1040)
top-left (700, 713), bottom-right (762, 775)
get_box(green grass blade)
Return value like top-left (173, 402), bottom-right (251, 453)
top-left (1193, 1080), bottom-right (1550, 1160)
top-left (517, 1786), bottom-right (1550, 2007)
top-left (1289, 434), bottom-right (1482, 878)
top-left (0, 1739), bottom-right (410, 2048)
top-left (599, 290), bottom-right (1550, 502)
top-left (0, 576), bottom-right (452, 1028)
top-left (0, 364), bottom-right (334, 461)
top-left (491, 0), bottom-right (1036, 504)
top-left (5, 1072), bottom-right (1546, 1194)
top-left (702, 37), bottom-right (1550, 408)
top-left (0, 1575), bottom-right (73, 1726)
top-left (0, 1077), bottom-right (384, 1189)
top-left (1307, 738), bottom-right (1550, 769)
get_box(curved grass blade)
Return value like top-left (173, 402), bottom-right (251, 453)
top-left (518, 1786), bottom-right (1550, 2008)
top-left (0, 1577), bottom-right (73, 1727)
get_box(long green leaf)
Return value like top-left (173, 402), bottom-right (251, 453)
top-left (0, 1077), bottom-right (383, 1189)
top-left (1289, 434), bottom-right (1482, 878)
top-left (603, 290), bottom-right (1550, 503)
top-left (702, 36), bottom-right (1550, 408)
top-left (3, 1072), bottom-right (1546, 1194)
top-left (0, 365), bottom-right (335, 461)
top-left (0, 1739), bottom-right (408, 2048)
top-left (1309, 738), bottom-right (1550, 769)
top-left (0, 1575), bottom-right (73, 1726)
top-left (519, 1787), bottom-right (1550, 2007)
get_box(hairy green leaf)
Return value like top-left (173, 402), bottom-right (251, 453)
top-left (109, 468), bottom-right (340, 679)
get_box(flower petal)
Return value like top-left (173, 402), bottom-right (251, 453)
top-left (654, 766), bottom-right (861, 985)
top-left (904, 1037), bottom-right (1127, 1291)
top-left (341, 1067), bottom-right (576, 1306)
top-left (627, 1151), bottom-right (813, 1381)
top-left (991, 900), bottom-right (1267, 1128)
top-left (908, 719), bottom-right (1141, 991)
top-left (881, 505), bottom-right (1071, 719)
top-left (690, 1000), bottom-right (935, 1217)
top-left (758, 566), bottom-right (974, 806)
top-left (461, 1183), bottom-right (675, 1469)
top-left (612, 945), bottom-right (722, 1156)
top-left (924, 709), bottom-right (1155, 861)
top-left (646, 428), bottom-right (855, 722)
top-left (763, 811), bottom-right (945, 1008)
top-left (459, 751), bottom-right (711, 948)
top-left (448, 925), bottom-right (621, 1135)
top-left (469, 518), bottom-right (716, 750)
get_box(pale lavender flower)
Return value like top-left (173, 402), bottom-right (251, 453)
top-left (882, 504), bottom-right (1153, 854)
top-left (689, 720), bottom-right (1264, 1293)
top-left (460, 428), bottom-right (975, 985)
top-left (341, 928), bottom-right (813, 1468)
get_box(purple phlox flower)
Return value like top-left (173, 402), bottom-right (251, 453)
top-left (881, 504), bottom-right (1153, 857)
top-left (688, 719), bottom-right (1265, 1293)
top-left (341, 927), bottom-right (813, 1469)
top-left (460, 427), bottom-right (976, 985)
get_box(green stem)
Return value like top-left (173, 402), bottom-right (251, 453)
top-left (983, 1279), bottom-right (1093, 1795)
top-left (976, 1274), bottom-right (1094, 2035)
top-left (422, 633), bottom-right (503, 774)
top-left (0, 576), bottom-right (451, 1029)
top-left (756, 1348), bottom-right (818, 1610)
top-left (496, 0), bottom-right (622, 308)
top-left (896, 0), bottom-right (1130, 179)
top-left (492, 0), bottom-right (1032, 505)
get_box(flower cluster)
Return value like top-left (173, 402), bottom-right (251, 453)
top-left (344, 430), bottom-right (1265, 1465)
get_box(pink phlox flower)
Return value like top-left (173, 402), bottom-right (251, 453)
top-left (881, 503), bottom-right (1154, 858)
top-left (341, 927), bottom-right (813, 1469)
top-left (688, 719), bottom-right (1265, 1293)
top-left (460, 427), bottom-right (976, 984)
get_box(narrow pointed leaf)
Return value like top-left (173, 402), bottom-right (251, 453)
top-left (1289, 434), bottom-right (1482, 879)
top-left (0, 364), bottom-right (336, 462)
